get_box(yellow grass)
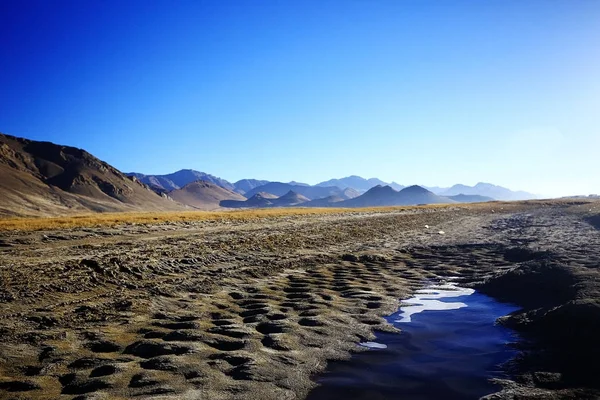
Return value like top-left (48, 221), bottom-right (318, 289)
top-left (0, 204), bottom-right (464, 232)
top-left (0, 199), bottom-right (573, 232)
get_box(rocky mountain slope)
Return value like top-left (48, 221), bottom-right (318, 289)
top-left (0, 133), bottom-right (185, 217)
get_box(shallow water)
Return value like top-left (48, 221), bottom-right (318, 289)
top-left (308, 283), bottom-right (520, 400)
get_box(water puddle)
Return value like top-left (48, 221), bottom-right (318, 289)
top-left (308, 281), bottom-right (520, 400)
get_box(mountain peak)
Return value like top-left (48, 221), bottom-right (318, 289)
top-left (401, 185), bottom-right (430, 193)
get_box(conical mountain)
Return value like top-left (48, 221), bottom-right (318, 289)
top-left (271, 190), bottom-right (310, 206)
top-left (169, 180), bottom-right (245, 210)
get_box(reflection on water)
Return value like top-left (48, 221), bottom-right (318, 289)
top-left (308, 282), bottom-right (520, 400)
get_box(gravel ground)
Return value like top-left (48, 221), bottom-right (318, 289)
top-left (0, 200), bottom-right (598, 399)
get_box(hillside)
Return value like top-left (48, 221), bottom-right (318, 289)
top-left (128, 169), bottom-right (234, 191)
top-left (0, 133), bottom-right (185, 217)
top-left (168, 180), bottom-right (246, 210)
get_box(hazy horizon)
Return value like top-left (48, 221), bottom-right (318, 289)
top-left (1, 1), bottom-right (598, 198)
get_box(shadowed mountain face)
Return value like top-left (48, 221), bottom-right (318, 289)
top-left (316, 176), bottom-right (405, 192)
top-left (168, 181), bottom-right (246, 210)
top-left (244, 182), bottom-right (360, 201)
top-left (128, 170), bottom-right (234, 192)
top-left (0, 133), bottom-right (185, 217)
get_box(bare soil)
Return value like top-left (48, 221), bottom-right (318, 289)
top-left (0, 201), bottom-right (598, 399)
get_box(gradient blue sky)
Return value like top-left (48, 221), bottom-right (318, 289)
top-left (1, 1), bottom-right (598, 197)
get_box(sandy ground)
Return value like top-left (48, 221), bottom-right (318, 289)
top-left (0, 201), bottom-right (598, 399)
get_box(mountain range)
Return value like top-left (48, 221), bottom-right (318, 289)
top-left (0, 133), bottom-right (539, 217)
top-left (125, 170), bottom-right (534, 202)
top-left (316, 176), bottom-right (405, 192)
top-left (128, 170), bottom-right (235, 192)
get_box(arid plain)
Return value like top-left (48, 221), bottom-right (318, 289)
top-left (0, 201), bottom-right (599, 400)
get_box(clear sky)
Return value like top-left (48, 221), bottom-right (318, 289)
top-left (1, 1), bottom-right (598, 197)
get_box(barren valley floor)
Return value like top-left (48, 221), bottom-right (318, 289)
top-left (0, 202), bottom-right (599, 399)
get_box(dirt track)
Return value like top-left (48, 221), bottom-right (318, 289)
top-left (0, 201), bottom-right (598, 399)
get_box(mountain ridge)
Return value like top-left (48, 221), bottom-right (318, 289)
top-left (0, 133), bottom-right (185, 217)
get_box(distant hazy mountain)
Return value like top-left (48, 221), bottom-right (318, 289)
top-left (440, 182), bottom-right (535, 201)
top-left (302, 195), bottom-right (345, 207)
top-left (288, 181), bottom-right (310, 187)
top-left (233, 179), bottom-right (270, 195)
top-left (244, 182), bottom-right (359, 201)
top-left (338, 185), bottom-right (454, 208)
top-left (316, 176), bottom-right (405, 193)
top-left (422, 186), bottom-right (447, 195)
top-left (169, 180), bottom-right (245, 210)
top-left (128, 169), bottom-right (234, 192)
top-left (446, 194), bottom-right (494, 203)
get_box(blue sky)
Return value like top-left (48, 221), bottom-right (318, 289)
top-left (1, 1), bottom-right (598, 197)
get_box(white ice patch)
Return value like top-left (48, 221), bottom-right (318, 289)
top-left (359, 341), bottom-right (388, 349)
top-left (395, 283), bottom-right (475, 323)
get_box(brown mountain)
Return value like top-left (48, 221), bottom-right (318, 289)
top-left (0, 133), bottom-right (185, 217)
top-left (168, 180), bottom-right (246, 210)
